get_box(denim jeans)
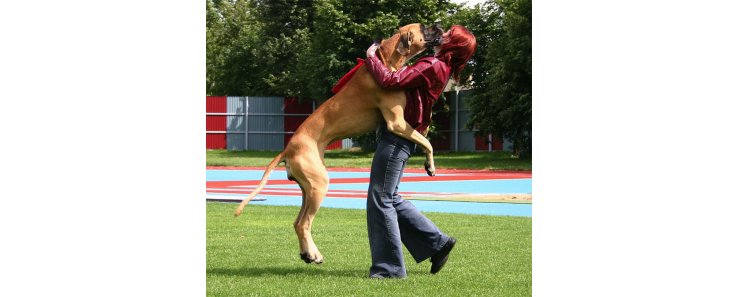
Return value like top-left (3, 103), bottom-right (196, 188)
top-left (366, 126), bottom-right (450, 278)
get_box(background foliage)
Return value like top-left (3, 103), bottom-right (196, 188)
top-left (206, 0), bottom-right (532, 157)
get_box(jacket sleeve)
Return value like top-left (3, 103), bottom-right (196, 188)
top-left (364, 55), bottom-right (432, 89)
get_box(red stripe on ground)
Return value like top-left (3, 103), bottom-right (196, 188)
top-left (207, 189), bottom-right (462, 199)
top-left (206, 171), bottom-right (528, 189)
top-left (207, 189), bottom-right (368, 198)
top-left (207, 186), bottom-right (454, 196)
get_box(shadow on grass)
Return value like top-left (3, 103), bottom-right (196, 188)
top-left (208, 266), bottom-right (367, 278)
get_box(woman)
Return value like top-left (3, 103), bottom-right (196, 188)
top-left (364, 25), bottom-right (477, 279)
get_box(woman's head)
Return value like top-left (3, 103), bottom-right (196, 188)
top-left (435, 25), bottom-right (477, 82)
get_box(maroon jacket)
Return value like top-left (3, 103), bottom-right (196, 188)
top-left (364, 54), bottom-right (451, 134)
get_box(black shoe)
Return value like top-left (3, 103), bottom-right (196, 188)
top-left (430, 237), bottom-right (456, 274)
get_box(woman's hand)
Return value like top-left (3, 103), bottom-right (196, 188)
top-left (366, 43), bottom-right (380, 58)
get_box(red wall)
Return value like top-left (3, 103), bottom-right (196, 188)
top-left (206, 96), bottom-right (227, 113)
top-left (206, 96), bottom-right (227, 149)
top-left (475, 134), bottom-right (504, 151)
top-left (283, 97), bottom-right (344, 150)
top-left (206, 134), bottom-right (226, 149)
top-left (283, 97), bottom-right (314, 145)
top-left (327, 140), bottom-right (342, 150)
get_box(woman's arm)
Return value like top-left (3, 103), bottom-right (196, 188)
top-left (365, 44), bottom-right (432, 89)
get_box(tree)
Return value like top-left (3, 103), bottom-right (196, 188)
top-left (297, 0), bottom-right (456, 102)
top-left (206, 0), bottom-right (263, 95)
top-left (456, 0), bottom-right (532, 158)
top-left (251, 0), bottom-right (314, 96)
top-left (207, 0), bottom-right (456, 100)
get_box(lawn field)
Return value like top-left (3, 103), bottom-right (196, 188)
top-left (206, 149), bottom-right (532, 171)
top-left (207, 202), bottom-right (531, 296)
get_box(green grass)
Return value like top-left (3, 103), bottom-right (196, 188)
top-left (207, 202), bottom-right (531, 296)
top-left (206, 149), bottom-right (532, 171)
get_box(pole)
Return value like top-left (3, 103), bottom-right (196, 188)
top-left (488, 133), bottom-right (493, 152)
top-left (244, 97), bottom-right (249, 150)
top-left (454, 87), bottom-right (459, 152)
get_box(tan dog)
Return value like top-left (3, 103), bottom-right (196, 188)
top-left (234, 23), bottom-right (444, 264)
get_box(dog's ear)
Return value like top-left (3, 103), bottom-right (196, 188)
top-left (396, 31), bottom-right (412, 56)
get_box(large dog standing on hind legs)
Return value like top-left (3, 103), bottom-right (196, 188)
top-left (234, 23), bottom-right (445, 264)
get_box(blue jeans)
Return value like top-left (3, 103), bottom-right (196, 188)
top-left (366, 127), bottom-right (450, 278)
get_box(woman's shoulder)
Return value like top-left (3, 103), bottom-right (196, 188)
top-left (414, 55), bottom-right (438, 65)
top-left (412, 56), bottom-right (447, 70)
top-left (414, 56), bottom-right (450, 77)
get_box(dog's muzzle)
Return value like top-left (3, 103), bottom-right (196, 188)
top-left (422, 23), bottom-right (444, 48)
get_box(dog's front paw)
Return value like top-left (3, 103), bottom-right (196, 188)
top-left (424, 161), bottom-right (436, 176)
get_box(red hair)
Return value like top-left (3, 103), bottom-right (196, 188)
top-left (436, 25), bottom-right (477, 82)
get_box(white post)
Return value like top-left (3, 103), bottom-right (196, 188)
top-left (488, 133), bottom-right (493, 152)
top-left (244, 97), bottom-right (249, 150)
top-left (454, 87), bottom-right (460, 152)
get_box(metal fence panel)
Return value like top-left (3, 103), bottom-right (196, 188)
top-left (227, 115), bottom-right (245, 132)
top-left (248, 134), bottom-right (284, 151)
top-left (504, 138), bottom-right (514, 151)
top-left (446, 90), bottom-right (516, 152)
top-left (342, 138), bottom-right (354, 149)
top-left (247, 96), bottom-right (283, 113)
top-left (248, 115), bottom-right (283, 134)
top-left (227, 134), bottom-right (245, 150)
top-left (227, 134), bottom-right (284, 151)
top-left (449, 91), bottom-right (470, 151)
top-left (207, 91), bottom-right (500, 151)
top-left (226, 96), bottom-right (246, 132)
top-left (227, 96), bottom-right (246, 114)
top-left (247, 97), bottom-right (284, 151)
top-left (247, 98), bottom-right (284, 129)
top-left (457, 131), bottom-right (477, 152)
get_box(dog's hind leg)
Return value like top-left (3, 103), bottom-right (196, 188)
top-left (299, 175), bottom-right (328, 264)
top-left (293, 183), bottom-right (309, 260)
top-left (290, 155), bottom-right (329, 264)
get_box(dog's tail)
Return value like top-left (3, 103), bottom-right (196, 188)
top-left (234, 151), bottom-right (285, 217)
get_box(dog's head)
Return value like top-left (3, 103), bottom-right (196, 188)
top-left (422, 23), bottom-right (445, 47)
top-left (377, 23), bottom-right (444, 71)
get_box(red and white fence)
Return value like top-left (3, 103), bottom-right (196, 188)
top-left (206, 93), bottom-right (507, 152)
top-left (206, 96), bottom-right (344, 150)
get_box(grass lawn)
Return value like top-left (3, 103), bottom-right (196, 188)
top-left (207, 202), bottom-right (531, 296)
top-left (206, 149), bottom-right (532, 171)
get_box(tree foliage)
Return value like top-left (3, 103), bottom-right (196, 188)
top-left (207, 0), bottom-right (455, 99)
top-left (452, 0), bottom-right (532, 158)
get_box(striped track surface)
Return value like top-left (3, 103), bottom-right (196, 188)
top-left (207, 167), bottom-right (532, 217)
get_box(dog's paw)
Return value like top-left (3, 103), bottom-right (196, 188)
top-left (424, 162), bottom-right (436, 176)
top-left (300, 252), bottom-right (312, 263)
top-left (300, 252), bottom-right (324, 264)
